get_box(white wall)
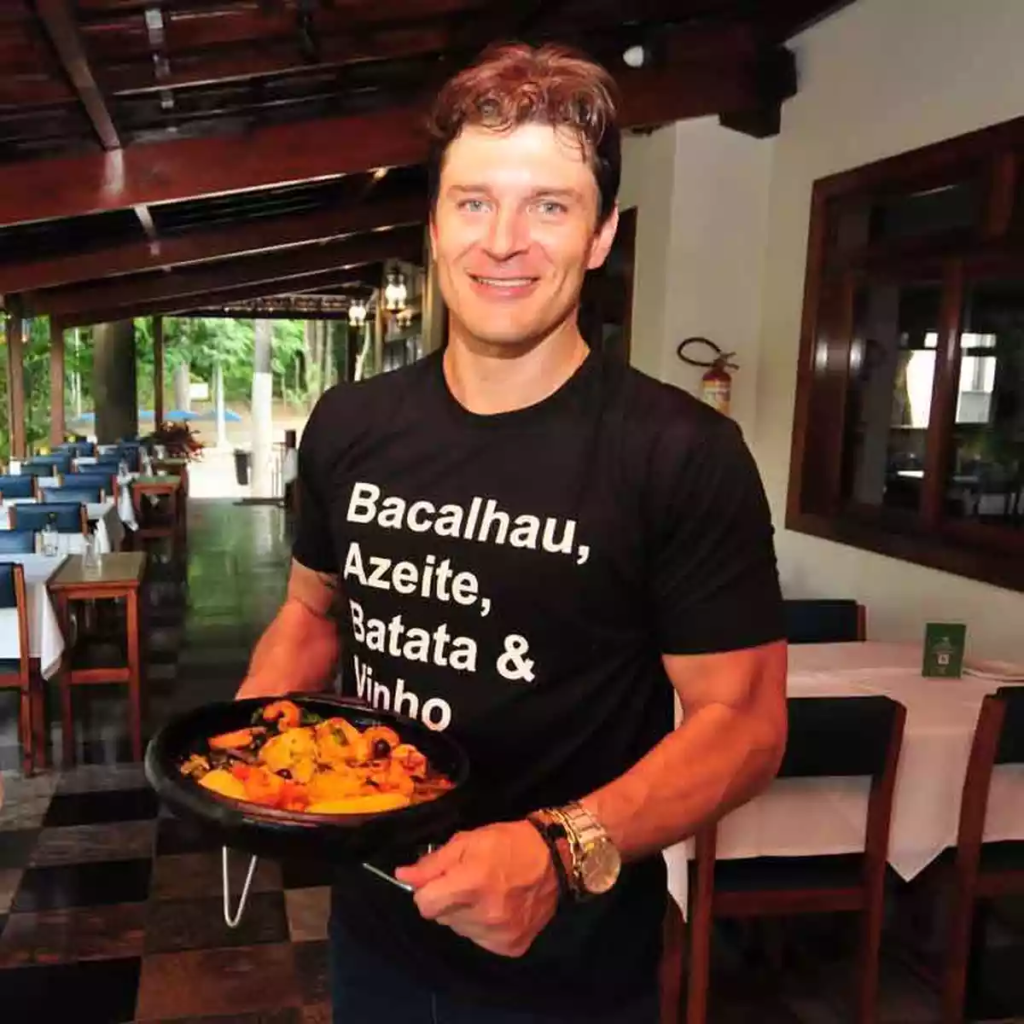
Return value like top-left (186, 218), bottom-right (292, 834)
top-left (620, 119), bottom-right (773, 440)
top-left (755, 0), bottom-right (1024, 660)
top-left (621, 0), bottom-right (1024, 660)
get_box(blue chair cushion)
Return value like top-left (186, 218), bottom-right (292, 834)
top-left (0, 658), bottom-right (23, 675)
top-left (10, 503), bottom-right (83, 533)
top-left (0, 476), bottom-right (35, 499)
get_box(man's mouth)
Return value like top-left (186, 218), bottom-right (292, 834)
top-left (468, 274), bottom-right (539, 288)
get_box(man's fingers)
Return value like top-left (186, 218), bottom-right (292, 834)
top-left (395, 835), bottom-right (465, 889)
top-left (412, 872), bottom-right (480, 921)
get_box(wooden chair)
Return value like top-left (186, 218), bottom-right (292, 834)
top-left (685, 696), bottom-right (906, 1024)
top-left (0, 474), bottom-right (36, 500)
top-left (9, 502), bottom-right (88, 535)
top-left (0, 532), bottom-right (37, 555)
top-left (942, 685), bottom-right (1024, 1024)
top-left (0, 562), bottom-right (36, 774)
top-left (784, 598), bottom-right (867, 644)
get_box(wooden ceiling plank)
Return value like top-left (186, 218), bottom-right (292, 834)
top-left (35, 0), bottom-right (122, 149)
top-left (25, 223), bottom-right (424, 318)
top-left (0, 30), bottom-right (786, 228)
top-left (0, 192), bottom-right (425, 293)
top-left (61, 263), bottom-right (399, 326)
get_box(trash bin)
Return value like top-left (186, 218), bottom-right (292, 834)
top-left (234, 448), bottom-right (251, 486)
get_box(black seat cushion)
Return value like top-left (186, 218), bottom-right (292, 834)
top-left (0, 658), bottom-right (25, 675)
top-left (691, 853), bottom-right (866, 893)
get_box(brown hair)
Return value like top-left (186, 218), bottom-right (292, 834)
top-left (426, 43), bottom-right (621, 224)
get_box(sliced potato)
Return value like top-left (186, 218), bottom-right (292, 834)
top-left (198, 768), bottom-right (248, 800)
top-left (306, 792), bottom-right (411, 815)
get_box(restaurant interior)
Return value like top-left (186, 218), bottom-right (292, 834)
top-left (0, 0), bottom-right (1022, 1021)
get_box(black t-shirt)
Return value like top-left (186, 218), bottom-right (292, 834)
top-left (293, 349), bottom-right (784, 1015)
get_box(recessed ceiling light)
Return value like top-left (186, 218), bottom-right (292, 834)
top-left (622, 45), bottom-right (646, 68)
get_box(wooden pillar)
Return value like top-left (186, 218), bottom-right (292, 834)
top-left (153, 315), bottom-right (164, 426)
top-left (50, 317), bottom-right (66, 447)
top-left (5, 299), bottom-right (27, 458)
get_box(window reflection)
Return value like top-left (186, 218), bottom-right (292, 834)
top-left (843, 283), bottom-right (941, 512)
top-left (946, 283), bottom-right (1024, 527)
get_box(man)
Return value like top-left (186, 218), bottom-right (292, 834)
top-left (238, 42), bottom-right (787, 1024)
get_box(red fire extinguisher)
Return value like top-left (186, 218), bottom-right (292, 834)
top-left (701, 354), bottom-right (737, 416)
top-left (677, 337), bottom-right (738, 417)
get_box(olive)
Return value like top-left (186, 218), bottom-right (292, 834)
top-left (372, 739), bottom-right (392, 759)
top-left (276, 769), bottom-right (292, 780)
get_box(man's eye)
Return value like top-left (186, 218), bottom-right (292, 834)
top-left (458, 199), bottom-right (488, 213)
top-left (536, 201), bottom-right (568, 215)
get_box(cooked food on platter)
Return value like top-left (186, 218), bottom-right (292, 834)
top-left (178, 699), bottom-right (453, 814)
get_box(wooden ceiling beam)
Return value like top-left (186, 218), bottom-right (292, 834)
top-left (62, 266), bottom-right (382, 327)
top-left (0, 192), bottom-right (426, 293)
top-left (35, 0), bottom-right (122, 149)
top-left (28, 225), bottom-right (424, 321)
top-left (0, 25), bottom-right (788, 229)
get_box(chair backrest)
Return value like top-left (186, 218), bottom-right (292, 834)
top-left (65, 472), bottom-right (114, 493)
top-left (9, 502), bottom-right (87, 534)
top-left (784, 599), bottom-right (866, 644)
top-left (0, 562), bottom-right (16, 608)
top-left (0, 475), bottom-right (36, 499)
top-left (955, 686), bottom-right (1024, 872)
top-left (995, 685), bottom-right (1024, 765)
top-left (778, 696), bottom-right (904, 779)
top-left (42, 485), bottom-right (103, 505)
top-left (26, 454), bottom-right (71, 473)
top-left (0, 531), bottom-right (36, 555)
top-left (20, 463), bottom-right (56, 478)
top-left (57, 441), bottom-right (95, 458)
top-left (0, 562), bottom-right (29, 679)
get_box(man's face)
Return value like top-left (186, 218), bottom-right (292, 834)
top-left (430, 122), bottom-right (619, 350)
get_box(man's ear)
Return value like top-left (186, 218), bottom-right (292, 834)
top-left (586, 204), bottom-right (620, 271)
top-left (428, 213), bottom-right (439, 262)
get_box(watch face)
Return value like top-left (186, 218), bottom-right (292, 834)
top-left (581, 838), bottom-right (621, 895)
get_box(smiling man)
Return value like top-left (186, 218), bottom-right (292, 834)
top-left (238, 43), bottom-right (788, 1023)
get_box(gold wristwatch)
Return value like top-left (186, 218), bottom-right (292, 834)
top-left (545, 801), bottom-right (622, 900)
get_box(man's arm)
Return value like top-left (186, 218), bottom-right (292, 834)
top-left (397, 642), bottom-right (787, 957)
top-left (236, 559), bottom-right (343, 699)
top-left (580, 639), bottom-right (787, 860)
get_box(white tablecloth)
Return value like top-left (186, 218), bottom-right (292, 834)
top-left (0, 499), bottom-right (125, 552)
top-left (663, 642), bottom-right (1024, 916)
top-left (0, 554), bottom-right (66, 678)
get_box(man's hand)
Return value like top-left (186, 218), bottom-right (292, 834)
top-left (395, 821), bottom-right (560, 958)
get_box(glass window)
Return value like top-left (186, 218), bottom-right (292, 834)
top-left (842, 282), bottom-right (943, 512)
top-left (944, 280), bottom-right (1024, 528)
top-left (869, 180), bottom-right (981, 243)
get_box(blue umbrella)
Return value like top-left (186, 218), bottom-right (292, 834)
top-left (193, 408), bottom-right (242, 422)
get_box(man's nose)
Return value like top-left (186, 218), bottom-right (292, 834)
top-left (483, 208), bottom-right (529, 259)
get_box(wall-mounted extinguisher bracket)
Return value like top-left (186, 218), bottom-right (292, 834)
top-left (676, 337), bottom-right (738, 417)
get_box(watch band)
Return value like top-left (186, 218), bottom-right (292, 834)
top-left (525, 813), bottom-right (573, 903)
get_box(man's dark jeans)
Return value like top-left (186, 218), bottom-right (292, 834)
top-left (329, 915), bottom-right (659, 1024)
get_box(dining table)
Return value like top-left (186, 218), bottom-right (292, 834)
top-left (662, 641), bottom-right (1024, 917)
top-left (0, 553), bottom-right (68, 679)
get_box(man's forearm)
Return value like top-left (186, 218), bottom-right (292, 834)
top-left (580, 703), bottom-right (785, 862)
top-left (236, 599), bottom-right (341, 699)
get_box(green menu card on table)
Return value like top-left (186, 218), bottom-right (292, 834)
top-left (922, 623), bottom-right (967, 678)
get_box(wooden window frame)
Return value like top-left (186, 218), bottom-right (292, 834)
top-left (787, 115), bottom-right (1024, 592)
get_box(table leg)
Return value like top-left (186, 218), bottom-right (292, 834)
top-left (127, 588), bottom-right (142, 762)
top-left (57, 592), bottom-right (74, 767)
top-left (30, 671), bottom-right (48, 772)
